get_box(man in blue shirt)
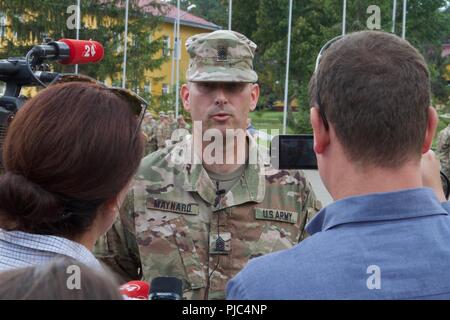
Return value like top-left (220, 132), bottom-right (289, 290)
top-left (227, 31), bottom-right (450, 299)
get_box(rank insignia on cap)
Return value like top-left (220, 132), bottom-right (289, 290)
top-left (217, 45), bottom-right (228, 62)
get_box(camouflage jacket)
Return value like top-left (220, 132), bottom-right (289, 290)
top-left (94, 134), bottom-right (320, 300)
top-left (156, 123), bottom-right (172, 149)
top-left (437, 125), bottom-right (450, 179)
top-left (170, 119), bottom-right (178, 131)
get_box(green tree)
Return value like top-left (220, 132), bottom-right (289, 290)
top-left (166, 0), bottom-right (227, 27)
top-left (253, 0), bottom-right (450, 133)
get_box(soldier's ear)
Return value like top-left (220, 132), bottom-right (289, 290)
top-left (249, 84), bottom-right (259, 112)
top-left (181, 84), bottom-right (191, 112)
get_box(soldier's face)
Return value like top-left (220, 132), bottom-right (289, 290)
top-left (181, 82), bottom-right (259, 134)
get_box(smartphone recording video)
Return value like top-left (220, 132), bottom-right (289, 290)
top-left (270, 135), bottom-right (318, 170)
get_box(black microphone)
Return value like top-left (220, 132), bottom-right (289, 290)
top-left (149, 277), bottom-right (183, 300)
top-left (214, 181), bottom-right (226, 207)
top-left (31, 41), bottom-right (70, 62)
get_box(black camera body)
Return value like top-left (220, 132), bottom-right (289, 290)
top-left (0, 40), bottom-right (61, 172)
top-left (270, 134), bottom-right (317, 170)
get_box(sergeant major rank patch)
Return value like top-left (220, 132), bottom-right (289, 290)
top-left (217, 45), bottom-right (228, 62)
top-left (146, 196), bottom-right (199, 215)
top-left (254, 208), bottom-right (298, 224)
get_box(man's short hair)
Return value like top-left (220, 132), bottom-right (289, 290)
top-left (309, 31), bottom-right (430, 168)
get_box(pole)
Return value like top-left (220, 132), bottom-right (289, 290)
top-left (402, 0), bottom-right (407, 39)
top-left (75, 0), bottom-right (80, 74)
top-left (282, 0), bottom-right (293, 135)
top-left (171, 21), bottom-right (176, 86)
top-left (392, 0), bottom-right (397, 33)
top-left (175, 0), bottom-right (181, 117)
top-left (342, 0), bottom-right (347, 35)
top-left (122, 0), bottom-right (129, 89)
top-left (228, 0), bottom-right (233, 30)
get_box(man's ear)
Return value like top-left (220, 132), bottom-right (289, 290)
top-left (249, 84), bottom-right (260, 112)
top-left (181, 84), bottom-right (190, 112)
top-left (422, 106), bottom-right (439, 154)
top-left (310, 107), bottom-right (330, 154)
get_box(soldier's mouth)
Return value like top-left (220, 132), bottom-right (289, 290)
top-left (210, 113), bottom-right (232, 122)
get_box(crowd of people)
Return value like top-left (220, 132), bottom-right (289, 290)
top-left (141, 110), bottom-right (191, 154)
top-left (0, 28), bottom-right (450, 300)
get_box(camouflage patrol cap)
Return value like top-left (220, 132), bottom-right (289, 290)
top-left (159, 111), bottom-right (167, 117)
top-left (185, 30), bottom-right (258, 83)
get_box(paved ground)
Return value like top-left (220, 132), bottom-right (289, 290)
top-left (304, 170), bottom-right (333, 207)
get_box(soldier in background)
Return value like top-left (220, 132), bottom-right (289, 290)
top-left (142, 113), bottom-right (158, 155)
top-left (156, 112), bottom-right (172, 150)
top-left (158, 110), bottom-right (164, 123)
top-left (167, 110), bottom-right (178, 132)
top-left (95, 30), bottom-right (320, 300)
top-left (171, 115), bottom-right (191, 143)
top-left (436, 124), bottom-right (450, 179)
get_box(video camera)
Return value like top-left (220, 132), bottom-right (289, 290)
top-left (0, 38), bottom-right (104, 171)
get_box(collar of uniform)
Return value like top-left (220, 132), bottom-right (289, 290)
top-left (306, 187), bottom-right (448, 235)
top-left (222, 133), bottom-right (266, 209)
top-left (183, 132), bottom-right (266, 209)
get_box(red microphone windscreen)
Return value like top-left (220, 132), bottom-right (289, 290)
top-left (58, 39), bottom-right (104, 65)
top-left (119, 281), bottom-right (150, 300)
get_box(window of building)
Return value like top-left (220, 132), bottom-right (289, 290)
top-left (0, 12), bottom-right (6, 26)
top-left (162, 36), bottom-right (171, 57)
top-left (174, 36), bottom-right (182, 60)
top-left (144, 82), bottom-right (152, 93)
top-left (162, 84), bottom-right (170, 95)
top-left (0, 12), bottom-right (6, 38)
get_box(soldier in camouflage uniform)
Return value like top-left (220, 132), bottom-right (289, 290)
top-left (156, 112), bottom-right (172, 150)
top-left (171, 115), bottom-right (191, 143)
top-left (94, 30), bottom-right (321, 300)
top-left (167, 110), bottom-right (178, 132)
top-left (436, 124), bottom-right (450, 179)
top-left (142, 113), bottom-right (158, 155)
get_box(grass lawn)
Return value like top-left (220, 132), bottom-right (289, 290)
top-left (249, 111), bottom-right (297, 134)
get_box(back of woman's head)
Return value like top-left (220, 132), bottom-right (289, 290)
top-left (0, 82), bottom-right (144, 237)
top-left (0, 258), bottom-right (123, 300)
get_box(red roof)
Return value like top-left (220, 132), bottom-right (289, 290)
top-left (136, 0), bottom-right (220, 30)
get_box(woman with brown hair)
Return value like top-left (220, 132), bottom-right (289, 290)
top-left (0, 79), bottom-right (145, 272)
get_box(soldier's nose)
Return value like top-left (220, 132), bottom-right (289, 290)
top-left (214, 90), bottom-right (228, 106)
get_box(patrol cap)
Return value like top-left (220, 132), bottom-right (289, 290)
top-left (167, 110), bottom-right (174, 115)
top-left (185, 30), bottom-right (258, 83)
top-left (159, 111), bottom-right (167, 117)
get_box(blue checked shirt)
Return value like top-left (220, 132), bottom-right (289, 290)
top-left (0, 228), bottom-right (102, 272)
